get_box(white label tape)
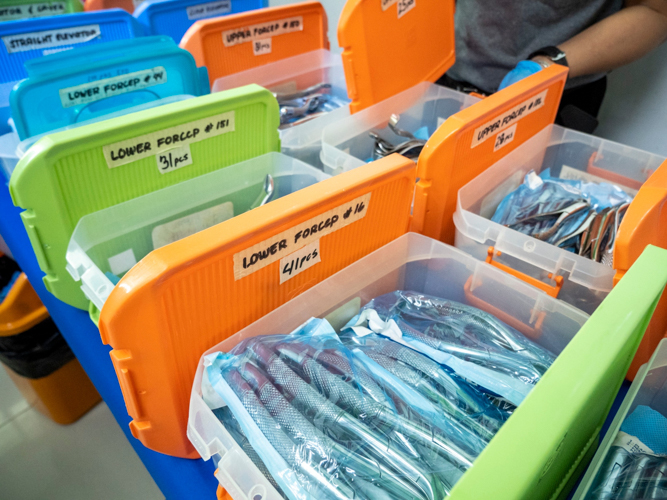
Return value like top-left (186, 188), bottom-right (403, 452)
top-left (0, 2), bottom-right (66, 22)
top-left (103, 110), bottom-right (235, 169)
top-left (2, 24), bottom-right (101, 54)
top-left (59, 66), bottom-right (167, 109)
top-left (233, 192), bottom-right (371, 280)
top-left (186, 0), bottom-right (231, 20)
top-left (222, 16), bottom-right (303, 47)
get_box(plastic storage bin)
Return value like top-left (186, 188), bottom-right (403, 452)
top-left (188, 232), bottom-right (667, 499)
top-left (453, 124), bottom-right (665, 315)
top-left (133, 0), bottom-right (264, 44)
top-left (0, 269), bottom-right (101, 424)
top-left (182, 0), bottom-right (457, 169)
top-left (573, 338), bottom-right (667, 499)
top-left (321, 81), bottom-right (480, 175)
top-left (213, 48), bottom-right (350, 169)
top-left (66, 152), bottom-right (329, 318)
top-left (0, 0), bottom-right (83, 22)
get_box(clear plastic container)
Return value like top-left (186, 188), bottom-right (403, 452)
top-left (0, 130), bottom-right (19, 182)
top-left (573, 339), bottom-right (667, 499)
top-left (320, 82), bottom-right (480, 175)
top-left (66, 152), bottom-right (329, 313)
top-left (188, 232), bottom-right (589, 500)
top-left (453, 124), bottom-right (665, 314)
top-left (212, 49), bottom-right (351, 169)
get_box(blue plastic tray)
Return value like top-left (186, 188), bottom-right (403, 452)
top-left (133, 0), bottom-right (265, 43)
top-left (10, 35), bottom-right (209, 140)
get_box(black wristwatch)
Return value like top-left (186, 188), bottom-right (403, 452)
top-left (528, 46), bottom-right (568, 68)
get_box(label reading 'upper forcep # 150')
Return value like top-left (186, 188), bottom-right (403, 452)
top-left (59, 67), bottom-right (167, 108)
top-left (2, 25), bottom-right (101, 54)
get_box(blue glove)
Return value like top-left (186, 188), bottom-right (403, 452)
top-left (498, 60), bottom-right (544, 90)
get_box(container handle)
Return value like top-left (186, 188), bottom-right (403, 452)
top-left (464, 274), bottom-right (546, 341)
top-left (485, 247), bottom-right (563, 298)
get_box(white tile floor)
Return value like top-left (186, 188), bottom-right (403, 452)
top-left (0, 367), bottom-right (164, 500)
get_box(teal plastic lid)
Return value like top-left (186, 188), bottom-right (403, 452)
top-left (10, 36), bottom-right (209, 140)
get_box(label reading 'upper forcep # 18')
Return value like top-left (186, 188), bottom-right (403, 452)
top-left (222, 16), bottom-right (303, 47)
top-left (186, 0), bottom-right (231, 20)
top-left (233, 192), bottom-right (371, 280)
top-left (59, 67), bottom-right (167, 108)
top-left (471, 89), bottom-right (548, 148)
top-left (2, 25), bottom-right (101, 54)
top-left (102, 111), bottom-right (235, 168)
top-left (0, 2), bottom-right (66, 22)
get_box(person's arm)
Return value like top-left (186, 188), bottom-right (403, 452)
top-left (534, 0), bottom-right (667, 78)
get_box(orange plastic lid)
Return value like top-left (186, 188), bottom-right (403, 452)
top-left (180, 2), bottom-right (329, 86)
top-left (99, 154), bottom-right (416, 458)
top-left (414, 65), bottom-right (569, 244)
top-left (85, 0), bottom-right (135, 13)
top-left (0, 273), bottom-right (49, 337)
top-left (338, 0), bottom-right (455, 113)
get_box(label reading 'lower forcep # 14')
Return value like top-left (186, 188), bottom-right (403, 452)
top-left (59, 67), bottom-right (167, 108)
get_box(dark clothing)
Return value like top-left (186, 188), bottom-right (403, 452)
top-left (447, 0), bottom-right (623, 93)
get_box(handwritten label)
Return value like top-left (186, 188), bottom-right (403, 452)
top-left (280, 240), bottom-right (321, 284)
top-left (381, 0), bottom-right (397, 10)
top-left (253, 37), bottom-right (272, 55)
top-left (59, 66), bottom-right (167, 109)
top-left (0, 1), bottom-right (65, 21)
top-left (493, 123), bottom-right (517, 152)
top-left (186, 0), bottom-right (231, 20)
top-left (152, 201), bottom-right (234, 249)
top-left (613, 431), bottom-right (655, 456)
top-left (397, 0), bottom-right (415, 18)
top-left (103, 111), bottom-right (235, 168)
top-left (471, 89), bottom-right (548, 148)
top-left (2, 24), bottom-right (101, 54)
top-left (156, 144), bottom-right (193, 174)
top-left (222, 16), bottom-right (303, 47)
top-left (233, 193), bottom-right (371, 280)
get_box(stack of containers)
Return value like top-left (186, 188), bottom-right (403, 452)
top-left (0, 35), bottom-right (210, 179)
top-left (180, 0), bottom-right (458, 168)
top-left (25, 63), bottom-right (659, 500)
top-left (0, 0), bottom-right (83, 22)
top-left (7, 0), bottom-right (667, 498)
top-left (0, 254), bottom-right (100, 424)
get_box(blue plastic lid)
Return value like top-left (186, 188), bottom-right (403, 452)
top-left (133, 0), bottom-right (265, 43)
top-left (10, 35), bottom-right (210, 140)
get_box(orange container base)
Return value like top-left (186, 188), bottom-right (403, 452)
top-left (5, 358), bottom-right (101, 425)
top-left (216, 484), bottom-right (231, 500)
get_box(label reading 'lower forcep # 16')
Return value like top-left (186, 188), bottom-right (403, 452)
top-left (59, 67), bottom-right (167, 108)
top-left (233, 193), bottom-right (371, 280)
